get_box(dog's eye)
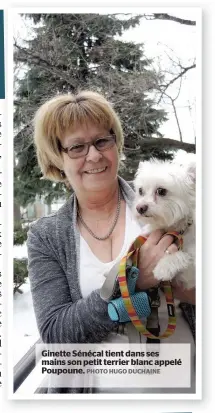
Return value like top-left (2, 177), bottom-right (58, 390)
top-left (139, 188), bottom-right (143, 196)
top-left (156, 187), bottom-right (167, 196)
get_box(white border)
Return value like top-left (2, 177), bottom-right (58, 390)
top-left (10, 6), bottom-right (201, 13)
top-left (6, 5), bottom-right (14, 403)
top-left (0, 53), bottom-right (4, 401)
top-left (194, 5), bottom-right (202, 400)
top-left (7, 4), bottom-right (202, 404)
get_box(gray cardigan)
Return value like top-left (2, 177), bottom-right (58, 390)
top-left (27, 176), bottom-right (195, 393)
top-left (27, 177), bottom-right (135, 346)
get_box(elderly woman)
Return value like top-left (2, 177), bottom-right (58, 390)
top-left (27, 91), bottom-right (195, 394)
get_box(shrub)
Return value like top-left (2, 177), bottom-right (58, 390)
top-left (14, 222), bottom-right (29, 246)
top-left (14, 258), bottom-right (28, 294)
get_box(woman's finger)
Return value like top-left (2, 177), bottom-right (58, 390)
top-left (144, 229), bottom-right (165, 246)
top-left (157, 234), bottom-right (175, 251)
top-left (165, 243), bottom-right (178, 254)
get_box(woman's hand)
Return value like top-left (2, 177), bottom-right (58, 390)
top-left (136, 229), bottom-right (178, 290)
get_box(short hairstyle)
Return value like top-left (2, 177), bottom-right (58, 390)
top-left (33, 91), bottom-right (124, 182)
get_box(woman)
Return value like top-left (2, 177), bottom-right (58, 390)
top-left (27, 91), bottom-right (195, 393)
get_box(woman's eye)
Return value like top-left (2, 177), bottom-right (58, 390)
top-left (96, 138), bottom-right (108, 148)
top-left (156, 187), bottom-right (167, 196)
top-left (139, 188), bottom-right (143, 196)
top-left (70, 144), bottom-right (85, 153)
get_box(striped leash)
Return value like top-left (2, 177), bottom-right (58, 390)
top-left (118, 232), bottom-right (183, 339)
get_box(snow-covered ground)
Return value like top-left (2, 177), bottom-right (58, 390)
top-left (13, 244), bottom-right (39, 366)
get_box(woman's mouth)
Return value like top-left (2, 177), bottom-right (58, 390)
top-left (84, 167), bottom-right (107, 174)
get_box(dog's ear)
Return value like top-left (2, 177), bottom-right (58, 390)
top-left (137, 161), bottom-right (144, 171)
top-left (184, 155), bottom-right (196, 184)
top-left (135, 161), bottom-right (145, 178)
top-left (173, 151), bottom-right (196, 184)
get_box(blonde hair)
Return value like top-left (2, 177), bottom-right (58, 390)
top-left (33, 91), bottom-right (124, 182)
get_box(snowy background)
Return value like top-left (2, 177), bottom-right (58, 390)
top-left (13, 243), bottom-right (39, 366)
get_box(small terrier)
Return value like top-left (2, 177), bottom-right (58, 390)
top-left (133, 152), bottom-right (196, 289)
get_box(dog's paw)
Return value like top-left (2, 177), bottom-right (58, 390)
top-left (153, 251), bottom-right (192, 282)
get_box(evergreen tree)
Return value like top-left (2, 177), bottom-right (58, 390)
top-left (14, 13), bottom-right (172, 205)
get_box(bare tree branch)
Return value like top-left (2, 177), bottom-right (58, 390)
top-left (144, 13), bottom-right (196, 26)
top-left (170, 97), bottom-right (183, 142)
top-left (158, 63), bottom-right (196, 104)
top-left (137, 137), bottom-right (195, 152)
top-left (162, 75), bottom-right (183, 142)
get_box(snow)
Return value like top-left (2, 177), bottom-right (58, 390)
top-left (13, 244), bottom-right (39, 367)
top-left (13, 243), bottom-right (43, 393)
top-left (13, 279), bottom-right (39, 365)
top-left (13, 243), bottom-right (28, 260)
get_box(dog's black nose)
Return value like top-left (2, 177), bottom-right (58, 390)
top-left (136, 205), bottom-right (148, 215)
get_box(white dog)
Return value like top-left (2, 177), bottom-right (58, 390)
top-left (133, 152), bottom-right (196, 289)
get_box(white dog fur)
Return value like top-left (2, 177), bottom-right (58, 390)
top-left (133, 151), bottom-right (196, 289)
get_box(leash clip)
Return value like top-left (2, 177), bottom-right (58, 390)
top-left (147, 287), bottom-right (160, 309)
top-left (150, 297), bottom-right (160, 308)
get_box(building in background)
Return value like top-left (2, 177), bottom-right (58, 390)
top-left (21, 196), bottom-right (66, 221)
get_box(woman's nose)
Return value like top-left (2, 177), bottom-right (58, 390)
top-left (85, 144), bottom-right (103, 162)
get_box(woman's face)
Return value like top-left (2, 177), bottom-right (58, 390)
top-left (60, 123), bottom-right (119, 194)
